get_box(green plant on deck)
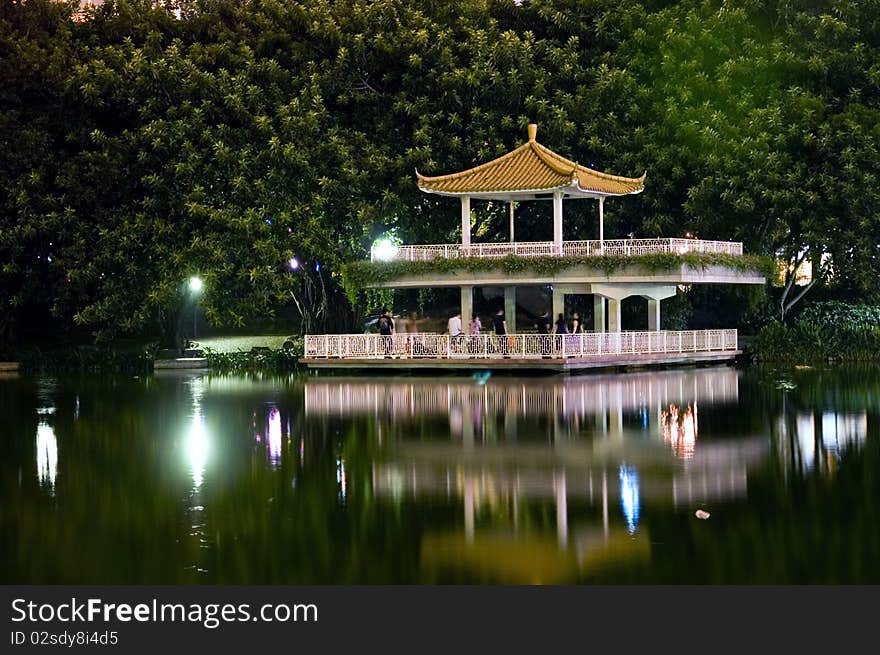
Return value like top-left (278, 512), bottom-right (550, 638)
top-left (341, 253), bottom-right (774, 305)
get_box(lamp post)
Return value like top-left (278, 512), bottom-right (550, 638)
top-left (188, 276), bottom-right (203, 342)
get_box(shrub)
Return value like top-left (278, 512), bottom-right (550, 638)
top-left (20, 347), bottom-right (154, 374)
top-left (753, 302), bottom-right (880, 362)
top-left (795, 301), bottom-right (880, 331)
top-left (202, 345), bottom-right (301, 373)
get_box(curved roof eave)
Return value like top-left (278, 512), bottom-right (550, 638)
top-left (417, 181), bottom-right (645, 200)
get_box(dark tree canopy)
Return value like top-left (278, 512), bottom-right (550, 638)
top-left (2, 0), bottom-right (879, 342)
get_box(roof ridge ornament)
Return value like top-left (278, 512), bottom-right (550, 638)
top-left (527, 123), bottom-right (537, 142)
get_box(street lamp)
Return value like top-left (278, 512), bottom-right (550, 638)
top-left (374, 239), bottom-right (398, 262)
top-left (189, 276), bottom-right (203, 342)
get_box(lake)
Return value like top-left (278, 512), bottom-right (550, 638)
top-left (2, 364), bottom-right (878, 584)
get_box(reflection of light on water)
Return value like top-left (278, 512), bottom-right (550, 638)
top-left (188, 412), bottom-right (208, 488)
top-left (186, 378), bottom-right (209, 488)
top-left (821, 412), bottom-right (867, 454)
top-left (619, 465), bottom-right (640, 534)
top-left (36, 422), bottom-right (58, 489)
top-left (787, 411), bottom-right (866, 473)
top-left (267, 407), bottom-right (282, 467)
top-left (796, 413), bottom-right (815, 471)
top-left (661, 403), bottom-right (698, 459)
top-left (336, 458), bottom-right (347, 504)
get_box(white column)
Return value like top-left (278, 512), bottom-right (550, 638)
top-left (460, 286), bottom-right (473, 329)
top-left (608, 298), bottom-right (622, 333)
top-left (509, 202), bottom-right (515, 243)
top-left (552, 288), bottom-right (564, 324)
top-left (553, 192), bottom-right (563, 254)
top-left (504, 286), bottom-right (517, 333)
top-left (460, 195), bottom-right (471, 249)
top-left (598, 196), bottom-right (605, 251)
top-left (593, 295), bottom-right (606, 332)
top-left (647, 298), bottom-right (661, 331)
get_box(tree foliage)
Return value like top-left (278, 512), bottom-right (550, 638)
top-left (2, 0), bottom-right (879, 343)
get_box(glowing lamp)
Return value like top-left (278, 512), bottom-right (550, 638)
top-left (374, 239), bottom-right (399, 262)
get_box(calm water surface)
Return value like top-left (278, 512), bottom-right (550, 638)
top-left (2, 365), bottom-right (879, 584)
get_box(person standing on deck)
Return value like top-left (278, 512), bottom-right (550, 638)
top-left (536, 311), bottom-right (552, 334)
top-left (378, 307), bottom-right (394, 357)
top-left (571, 312), bottom-right (583, 334)
top-left (493, 309), bottom-right (509, 357)
top-left (466, 315), bottom-right (482, 356)
top-left (554, 313), bottom-right (568, 334)
top-left (447, 312), bottom-right (462, 356)
top-left (448, 312), bottom-right (462, 337)
top-left (536, 310), bottom-right (552, 358)
top-left (493, 309), bottom-right (507, 335)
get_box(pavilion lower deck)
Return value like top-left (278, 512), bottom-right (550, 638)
top-left (302, 329), bottom-right (739, 373)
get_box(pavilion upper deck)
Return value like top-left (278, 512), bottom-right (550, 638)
top-left (371, 238), bottom-right (743, 262)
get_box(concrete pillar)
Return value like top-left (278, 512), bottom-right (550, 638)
top-left (504, 286), bottom-right (517, 333)
top-left (647, 298), bottom-right (661, 331)
top-left (509, 202), bottom-right (515, 242)
top-left (460, 196), bottom-right (471, 249)
top-left (553, 192), bottom-right (563, 254)
top-left (552, 288), bottom-right (564, 325)
top-left (608, 298), bottom-right (622, 333)
top-left (593, 295), bottom-right (606, 332)
top-left (598, 196), bottom-right (605, 251)
top-left (460, 286), bottom-right (473, 329)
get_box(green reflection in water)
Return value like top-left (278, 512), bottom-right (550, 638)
top-left (1, 365), bottom-right (878, 584)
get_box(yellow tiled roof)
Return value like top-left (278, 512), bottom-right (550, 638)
top-left (417, 125), bottom-right (645, 196)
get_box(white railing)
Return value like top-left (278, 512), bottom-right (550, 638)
top-left (371, 239), bottom-right (743, 262)
top-left (304, 329), bottom-right (737, 360)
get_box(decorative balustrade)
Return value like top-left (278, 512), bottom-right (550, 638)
top-left (304, 329), bottom-right (737, 360)
top-left (371, 239), bottom-right (743, 262)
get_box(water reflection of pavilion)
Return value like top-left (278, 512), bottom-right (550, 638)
top-left (305, 368), bottom-right (767, 579)
top-left (304, 367), bottom-right (739, 433)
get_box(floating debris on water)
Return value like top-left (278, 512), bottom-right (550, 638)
top-left (472, 370), bottom-right (492, 385)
